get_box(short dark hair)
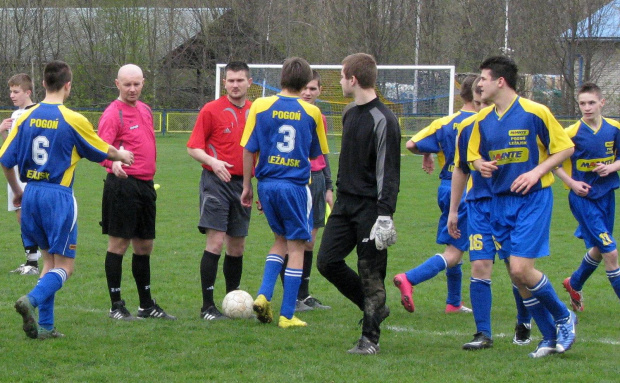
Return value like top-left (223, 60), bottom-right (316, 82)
top-left (8, 73), bottom-right (33, 92)
top-left (578, 82), bottom-right (602, 99)
top-left (280, 57), bottom-right (313, 92)
top-left (224, 61), bottom-right (250, 78)
top-left (480, 56), bottom-right (518, 90)
top-left (473, 76), bottom-right (482, 95)
top-left (43, 60), bottom-right (72, 92)
top-left (311, 69), bottom-right (321, 87)
top-left (342, 53), bottom-right (377, 89)
top-left (460, 75), bottom-right (477, 103)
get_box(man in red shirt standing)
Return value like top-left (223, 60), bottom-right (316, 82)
top-left (99, 64), bottom-right (175, 321)
top-left (187, 61), bottom-right (253, 320)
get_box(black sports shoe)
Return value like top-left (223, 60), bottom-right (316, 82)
top-left (513, 322), bottom-right (532, 345)
top-left (302, 296), bottom-right (331, 310)
top-left (463, 332), bottom-right (494, 350)
top-left (109, 300), bottom-right (141, 321)
top-left (137, 299), bottom-right (177, 320)
top-left (347, 336), bottom-right (380, 355)
top-left (200, 305), bottom-right (229, 320)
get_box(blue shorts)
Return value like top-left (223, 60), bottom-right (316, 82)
top-left (258, 179), bottom-right (312, 241)
top-left (570, 190), bottom-right (616, 253)
top-left (21, 183), bottom-right (78, 258)
top-left (492, 188), bottom-right (552, 259)
top-left (467, 198), bottom-right (497, 261)
top-left (437, 180), bottom-right (468, 251)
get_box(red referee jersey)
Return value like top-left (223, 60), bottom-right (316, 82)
top-left (187, 96), bottom-right (251, 176)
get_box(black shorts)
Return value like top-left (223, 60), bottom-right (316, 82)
top-left (310, 171), bottom-right (326, 229)
top-left (198, 170), bottom-right (251, 237)
top-left (101, 174), bottom-right (156, 240)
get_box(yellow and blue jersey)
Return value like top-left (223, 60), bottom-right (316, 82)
top-left (454, 113), bottom-right (492, 201)
top-left (241, 94), bottom-right (329, 185)
top-left (411, 109), bottom-right (476, 180)
top-left (467, 97), bottom-right (574, 195)
top-left (0, 102), bottom-right (109, 188)
top-left (562, 117), bottom-right (620, 199)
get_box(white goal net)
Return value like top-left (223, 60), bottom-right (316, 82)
top-left (215, 64), bottom-right (455, 136)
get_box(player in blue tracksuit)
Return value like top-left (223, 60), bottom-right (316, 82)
top-left (554, 82), bottom-right (620, 311)
top-left (241, 57), bottom-right (328, 329)
top-left (468, 56), bottom-right (576, 358)
top-left (0, 61), bottom-right (133, 340)
top-left (449, 78), bottom-right (532, 350)
top-left (393, 75), bottom-right (477, 315)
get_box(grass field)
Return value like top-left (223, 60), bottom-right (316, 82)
top-left (0, 134), bottom-right (618, 382)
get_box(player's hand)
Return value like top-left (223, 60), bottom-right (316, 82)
top-left (112, 160), bottom-right (128, 179)
top-left (240, 187), bottom-right (253, 208)
top-left (593, 162), bottom-right (613, 177)
top-left (325, 189), bottom-right (334, 210)
top-left (117, 149), bottom-right (134, 167)
top-left (369, 215), bottom-right (397, 250)
top-left (476, 160), bottom-right (498, 178)
top-left (12, 189), bottom-right (22, 208)
top-left (447, 211), bottom-right (460, 239)
top-left (511, 169), bottom-right (542, 195)
top-left (211, 159), bottom-right (234, 182)
top-left (422, 153), bottom-right (434, 174)
top-left (255, 200), bottom-right (263, 214)
top-left (0, 118), bottom-right (13, 132)
top-left (569, 180), bottom-right (591, 197)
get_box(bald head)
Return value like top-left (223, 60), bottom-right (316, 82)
top-left (115, 64), bottom-right (144, 106)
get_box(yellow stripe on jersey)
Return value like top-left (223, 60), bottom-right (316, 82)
top-left (518, 98), bottom-right (574, 155)
top-left (0, 104), bottom-right (40, 158)
top-left (298, 99), bottom-right (329, 155)
top-left (58, 105), bottom-right (110, 187)
top-left (466, 106), bottom-right (494, 163)
top-left (241, 96), bottom-right (279, 147)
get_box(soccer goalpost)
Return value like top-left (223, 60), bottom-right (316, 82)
top-left (215, 64), bottom-right (455, 136)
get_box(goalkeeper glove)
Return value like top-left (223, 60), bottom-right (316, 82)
top-left (369, 215), bottom-right (397, 250)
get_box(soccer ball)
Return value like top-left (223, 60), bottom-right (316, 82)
top-left (222, 290), bottom-right (254, 319)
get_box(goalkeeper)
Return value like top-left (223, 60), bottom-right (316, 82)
top-left (317, 53), bottom-right (401, 355)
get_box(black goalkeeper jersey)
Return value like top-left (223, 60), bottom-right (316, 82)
top-left (336, 98), bottom-right (401, 216)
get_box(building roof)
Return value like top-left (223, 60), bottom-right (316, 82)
top-left (567, 0), bottom-right (620, 40)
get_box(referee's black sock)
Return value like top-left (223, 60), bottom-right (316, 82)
top-left (298, 250), bottom-right (313, 300)
top-left (223, 254), bottom-right (243, 293)
top-left (105, 251), bottom-right (124, 305)
top-left (200, 250), bottom-right (220, 310)
top-left (132, 254), bottom-right (152, 308)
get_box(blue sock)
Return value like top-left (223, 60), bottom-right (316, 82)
top-left (257, 254), bottom-right (284, 301)
top-left (28, 268), bottom-right (67, 307)
top-left (38, 293), bottom-right (55, 331)
top-left (523, 297), bottom-right (556, 341)
top-left (528, 274), bottom-right (570, 323)
top-left (446, 262), bottom-right (463, 306)
top-left (570, 251), bottom-right (600, 291)
top-left (281, 268), bottom-right (302, 319)
top-left (470, 278), bottom-right (492, 337)
top-left (512, 284), bottom-right (532, 324)
top-left (404, 254), bottom-right (446, 285)
top-left (607, 268), bottom-right (620, 300)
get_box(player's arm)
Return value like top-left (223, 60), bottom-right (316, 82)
top-left (106, 145), bottom-right (134, 166)
top-left (1, 163), bottom-right (22, 208)
top-left (592, 159), bottom-right (620, 178)
top-left (553, 165), bottom-right (590, 197)
top-left (322, 154), bottom-right (334, 209)
top-left (240, 148), bottom-right (254, 208)
top-left (448, 166), bottom-right (467, 239)
top-left (187, 147), bottom-right (233, 182)
top-left (511, 146), bottom-right (574, 195)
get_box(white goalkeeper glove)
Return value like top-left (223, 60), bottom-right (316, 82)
top-left (369, 215), bottom-right (397, 251)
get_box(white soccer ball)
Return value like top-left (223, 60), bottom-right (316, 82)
top-left (222, 290), bottom-right (254, 319)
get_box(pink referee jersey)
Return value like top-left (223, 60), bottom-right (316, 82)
top-left (98, 99), bottom-right (157, 181)
top-left (310, 114), bottom-right (328, 171)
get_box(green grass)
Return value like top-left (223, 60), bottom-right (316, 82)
top-left (0, 134), bottom-right (618, 382)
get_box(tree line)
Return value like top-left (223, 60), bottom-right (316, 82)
top-left (0, 0), bottom-right (615, 116)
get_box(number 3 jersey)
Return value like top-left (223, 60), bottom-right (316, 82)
top-left (241, 94), bottom-right (329, 185)
top-left (0, 102), bottom-right (110, 188)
